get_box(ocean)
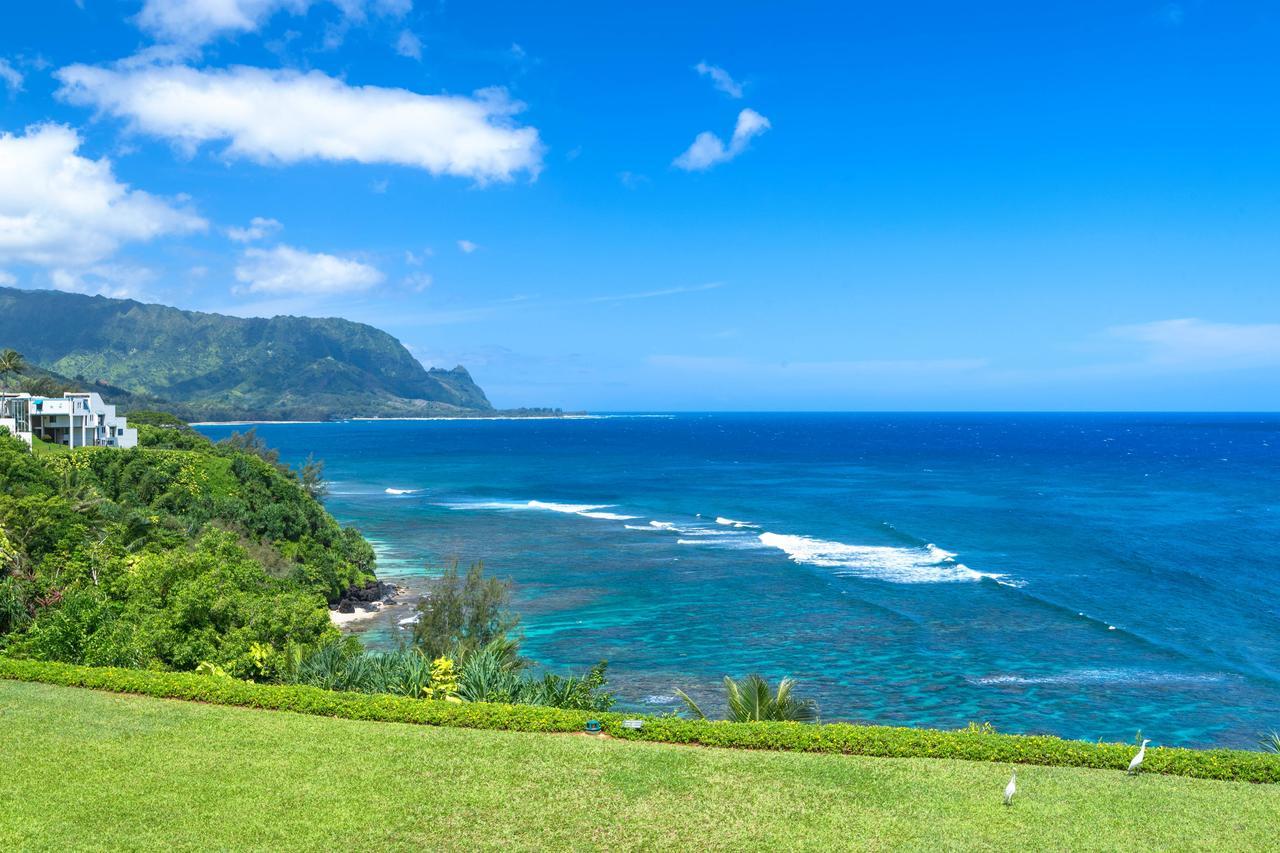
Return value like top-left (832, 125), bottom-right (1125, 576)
top-left (196, 413), bottom-right (1280, 748)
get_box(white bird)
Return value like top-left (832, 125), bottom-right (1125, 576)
top-left (1003, 770), bottom-right (1017, 805)
top-left (1128, 739), bottom-right (1151, 774)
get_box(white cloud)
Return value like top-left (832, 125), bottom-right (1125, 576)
top-left (673, 108), bottom-right (771, 171)
top-left (234, 244), bottom-right (384, 294)
top-left (50, 263), bottom-right (157, 299)
top-left (694, 61), bottom-right (743, 98)
top-left (0, 59), bottom-right (23, 95)
top-left (457, 239), bottom-right (478, 253)
top-left (134, 0), bottom-right (411, 48)
top-left (0, 123), bottom-right (206, 268)
top-left (56, 63), bottom-right (544, 183)
top-left (588, 282), bottom-right (721, 303)
top-left (0, 270), bottom-right (16, 286)
top-left (404, 248), bottom-right (432, 265)
top-left (1110, 318), bottom-right (1280, 368)
top-left (395, 29), bottom-right (422, 60)
top-left (226, 215), bottom-right (282, 242)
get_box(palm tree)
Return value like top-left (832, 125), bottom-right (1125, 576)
top-left (675, 674), bottom-right (819, 723)
top-left (0, 349), bottom-right (25, 389)
top-left (1261, 731), bottom-right (1280, 754)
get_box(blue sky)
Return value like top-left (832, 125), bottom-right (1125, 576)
top-left (2, 1), bottom-right (1278, 410)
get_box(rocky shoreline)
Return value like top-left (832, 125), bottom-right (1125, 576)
top-left (328, 579), bottom-right (413, 628)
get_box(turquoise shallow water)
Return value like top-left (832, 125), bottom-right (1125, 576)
top-left (197, 413), bottom-right (1280, 748)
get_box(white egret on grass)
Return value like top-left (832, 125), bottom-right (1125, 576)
top-left (1003, 771), bottom-right (1017, 805)
top-left (1128, 739), bottom-right (1151, 774)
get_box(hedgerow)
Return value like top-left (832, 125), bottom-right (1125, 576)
top-left (2, 657), bottom-right (1277, 783)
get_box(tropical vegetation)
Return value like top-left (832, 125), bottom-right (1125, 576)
top-left (0, 420), bottom-right (372, 677)
top-left (0, 417), bottom-right (614, 708)
top-left (0, 347), bottom-right (25, 388)
top-left (677, 674), bottom-right (819, 722)
top-left (286, 561), bottom-right (615, 711)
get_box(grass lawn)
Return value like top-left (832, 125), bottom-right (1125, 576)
top-left (28, 435), bottom-right (70, 457)
top-left (1, 680), bottom-right (1274, 851)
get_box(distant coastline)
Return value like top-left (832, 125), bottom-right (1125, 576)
top-left (189, 411), bottom-right (589, 426)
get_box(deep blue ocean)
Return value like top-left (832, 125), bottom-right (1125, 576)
top-left (197, 414), bottom-right (1280, 748)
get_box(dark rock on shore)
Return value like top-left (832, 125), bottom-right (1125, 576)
top-left (332, 579), bottom-right (399, 612)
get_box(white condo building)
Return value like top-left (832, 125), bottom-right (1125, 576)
top-left (0, 391), bottom-right (138, 449)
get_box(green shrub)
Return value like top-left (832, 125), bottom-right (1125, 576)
top-left (287, 638), bottom-right (613, 711)
top-left (2, 657), bottom-right (1276, 784)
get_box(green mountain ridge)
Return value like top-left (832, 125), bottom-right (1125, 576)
top-left (0, 286), bottom-right (494, 420)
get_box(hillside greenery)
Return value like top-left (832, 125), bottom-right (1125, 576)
top-left (0, 421), bottom-right (373, 677)
top-left (3, 679), bottom-right (1280, 851)
top-left (0, 285), bottom-right (493, 420)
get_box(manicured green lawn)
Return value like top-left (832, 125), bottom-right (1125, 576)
top-left (28, 435), bottom-right (70, 456)
top-left (1, 680), bottom-right (1274, 851)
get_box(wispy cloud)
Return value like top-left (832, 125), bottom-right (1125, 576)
top-left (0, 58), bottom-right (23, 96)
top-left (694, 61), bottom-right (743, 98)
top-left (395, 29), bottom-right (422, 60)
top-left (1157, 3), bottom-right (1186, 26)
top-left (674, 108), bottom-right (771, 171)
top-left (226, 216), bottom-right (282, 243)
top-left (50, 263), bottom-right (157, 299)
top-left (588, 282), bottom-right (722, 303)
top-left (457, 239), bottom-right (479, 253)
top-left (402, 272), bottom-right (433, 292)
top-left (618, 170), bottom-right (649, 189)
top-left (1109, 318), bottom-right (1280, 368)
top-left (647, 355), bottom-right (991, 376)
top-left (133, 0), bottom-right (411, 49)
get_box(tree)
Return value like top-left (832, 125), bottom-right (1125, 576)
top-left (299, 454), bottom-right (327, 500)
top-left (0, 349), bottom-right (25, 389)
top-left (412, 561), bottom-right (519, 661)
top-left (676, 674), bottom-right (819, 723)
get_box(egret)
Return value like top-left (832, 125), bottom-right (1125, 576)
top-left (1003, 770), bottom-right (1017, 805)
top-left (1128, 739), bottom-right (1151, 774)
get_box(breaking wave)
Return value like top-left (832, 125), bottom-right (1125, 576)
top-left (757, 532), bottom-right (1006, 584)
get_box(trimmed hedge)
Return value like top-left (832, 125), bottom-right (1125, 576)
top-left (2, 657), bottom-right (1277, 784)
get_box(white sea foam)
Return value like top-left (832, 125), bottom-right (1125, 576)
top-left (443, 499), bottom-right (637, 522)
top-left (715, 516), bottom-right (760, 529)
top-left (676, 537), bottom-right (761, 550)
top-left (757, 532), bottom-right (1005, 584)
top-left (385, 487), bottom-right (418, 495)
top-left (968, 669), bottom-right (1232, 687)
top-left (441, 500), bottom-right (530, 511)
top-left (526, 500), bottom-right (613, 514)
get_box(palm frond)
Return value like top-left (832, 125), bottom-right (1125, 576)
top-left (673, 688), bottom-right (708, 720)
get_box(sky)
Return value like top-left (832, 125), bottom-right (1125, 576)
top-left (1, 1), bottom-right (1279, 411)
